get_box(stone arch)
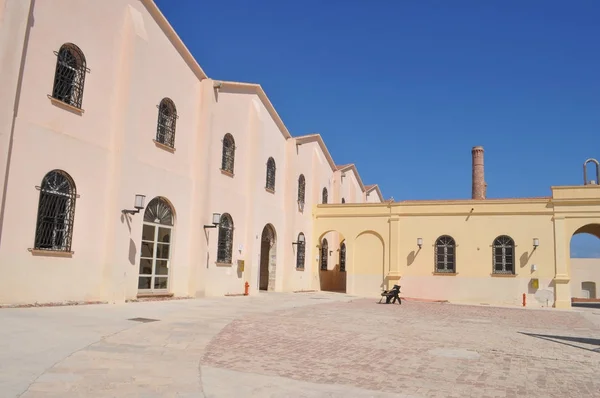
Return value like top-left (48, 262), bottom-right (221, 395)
top-left (568, 223), bottom-right (600, 306)
top-left (259, 224), bottom-right (277, 291)
top-left (353, 231), bottom-right (385, 297)
top-left (317, 229), bottom-right (347, 293)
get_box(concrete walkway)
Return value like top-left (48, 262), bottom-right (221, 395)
top-left (1, 293), bottom-right (599, 397)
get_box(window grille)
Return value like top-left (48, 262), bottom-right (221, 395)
top-left (297, 174), bottom-right (306, 209)
top-left (341, 198), bottom-right (346, 204)
top-left (221, 134), bottom-right (235, 173)
top-left (322, 188), bottom-right (328, 204)
top-left (217, 213), bottom-right (234, 263)
top-left (340, 242), bottom-right (346, 272)
top-left (52, 43), bottom-right (88, 109)
top-left (34, 170), bottom-right (77, 252)
top-left (296, 233), bottom-right (306, 269)
top-left (144, 197), bottom-right (174, 226)
top-left (320, 239), bottom-right (328, 270)
top-left (266, 157), bottom-right (276, 190)
top-left (493, 235), bottom-right (515, 274)
top-left (435, 235), bottom-right (456, 273)
top-left (156, 98), bottom-right (177, 148)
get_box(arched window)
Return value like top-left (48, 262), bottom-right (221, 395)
top-left (340, 241), bottom-right (346, 272)
top-left (320, 239), bottom-right (328, 270)
top-left (435, 235), bottom-right (456, 273)
top-left (217, 213), bottom-right (234, 263)
top-left (221, 134), bottom-right (235, 174)
top-left (297, 174), bottom-right (306, 211)
top-left (296, 233), bottom-right (306, 269)
top-left (139, 197), bottom-right (175, 291)
top-left (34, 170), bottom-right (77, 252)
top-left (493, 235), bottom-right (515, 274)
top-left (52, 43), bottom-right (88, 109)
top-left (341, 198), bottom-right (346, 204)
top-left (322, 188), bottom-right (328, 204)
top-left (156, 98), bottom-right (177, 148)
top-left (266, 157), bottom-right (276, 191)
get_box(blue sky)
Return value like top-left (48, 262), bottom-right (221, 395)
top-left (155, 0), bottom-right (600, 256)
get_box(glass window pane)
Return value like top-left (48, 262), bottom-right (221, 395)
top-left (138, 277), bottom-right (151, 289)
top-left (139, 258), bottom-right (152, 275)
top-left (158, 227), bottom-right (171, 243)
top-left (142, 224), bottom-right (155, 241)
top-left (154, 277), bottom-right (168, 289)
top-left (157, 243), bottom-right (170, 259)
top-left (155, 260), bottom-right (169, 275)
top-left (141, 242), bottom-right (154, 258)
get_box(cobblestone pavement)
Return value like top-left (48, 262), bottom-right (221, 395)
top-left (2, 293), bottom-right (600, 397)
top-left (203, 300), bottom-right (600, 398)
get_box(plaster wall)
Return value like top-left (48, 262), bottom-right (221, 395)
top-left (570, 258), bottom-right (600, 299)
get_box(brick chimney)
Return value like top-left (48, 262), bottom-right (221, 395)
top-left (471, 146), bottom-right (486, 200)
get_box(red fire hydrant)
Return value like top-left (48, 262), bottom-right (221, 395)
top-left (244, 281), bottom-right (249, 296)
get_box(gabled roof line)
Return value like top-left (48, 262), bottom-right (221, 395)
top-left (294, 134), bottom-right (336, 171)
top-left (141, 0), bottom-right (208, 81)
top-left (365, 184), bottom-right (384, 201)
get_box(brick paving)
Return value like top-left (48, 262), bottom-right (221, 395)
top-left (203, 300), bottom-right (600, 398)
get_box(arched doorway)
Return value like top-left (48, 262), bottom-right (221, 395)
top-left (138, 197), bottom-right (175, 293)
top-left (318, 231), bottom-right (347, 293)
top-left (569, 223), bottom-right (600, 306)
top-left (259, 224), bottom-right (276, 291)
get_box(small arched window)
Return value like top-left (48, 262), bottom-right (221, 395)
top-left (217, 213), bottom-right (234, 263)
top-left (340, 241), bottom-right (346, 272)
top-left (341, 198), bottom-right (346, 204)
top-left (221, 134), bottom-right (235, 174)
top-left (266, 157), bottom-right (276, 191)
top-left (52, 43), bottom-right (88, 109)
top-left (296, 233), bottom-right (306, 269)
top-left (320, 239), bottom-right (328, 270)
top-left (297, 174), bottom-right (306, 211)
top-left (322, 188), bottom-right (328, 204)
top-left (435, 235), bottom-right (456, 273)
top-left (156, 98), bottom-right (177, 148)
top-left (493, 235), bottom-right (515, 274)
top-left (34, 170), bottom-right (77, 252)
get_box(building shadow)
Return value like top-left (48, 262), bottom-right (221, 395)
top-left (518, 332), bottom-right (600, 353)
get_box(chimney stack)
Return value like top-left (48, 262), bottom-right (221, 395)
top-left (472, 146), bottom-right (486, 200)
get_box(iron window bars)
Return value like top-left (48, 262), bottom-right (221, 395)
top-left (435, 235), bottom-right (456, 273)
top-left (493, 235), bottom-right (515, 274)
top-left (296, 233), bottom-right (306, 269)
top-left (320, 239), bottom-right (328, 270)
top-left (51, 43), bottom-right (89, 109)
top-left (340, 242), bottom-right (346, 272)
top-left (144, 197), bottom-right (174, 226)
top-left (156, 98), bottom-right (178, 148)
top-left (34, 170), bottom-right (77, 252)
top-left (297, 174), bottom-right (305, 211)
top-left (221, 134), bottom-right (235, 173)
top-left (217, 213), bottom-right (234, 263)
top-left (322, 187), bottom-right (328, 204)
top-left (266, 157), bottom-right (276, 190)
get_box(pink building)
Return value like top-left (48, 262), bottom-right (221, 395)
top-left (0, 0), bottom-right (382, 305)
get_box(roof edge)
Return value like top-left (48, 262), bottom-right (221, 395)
top-left (294, 134), bottom-right (336, 171)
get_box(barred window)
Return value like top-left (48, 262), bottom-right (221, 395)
top-left (266, 157), bottom-right (276, 190)
top-left (296, 233), bottom-right (306, 269)
top-left (51, 43), bottom-right (88, 109)
top-left (435, 235), bottom-right (456, 273)
top-left (322, 188), bottom-right (328, 204)
top-left (340, 241), bottom-right (346, 272)
top-left (34, 170), bottom-right (77, 252)
top-left (221, 134), bottom-right (235, 173)
top-left (156, 98), bottom-right (177, 148)
top-left (341, 198), bottom-right (346, 204)
top-left (320, 238), bottom-right (328, 270)
top-left (217, 213), bottom-right (234, 263)
top-left (297, 174), bottom-right (306, 209)
top-left (493, 235), bottom-right (515, 274)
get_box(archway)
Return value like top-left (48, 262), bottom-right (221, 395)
top-left (259, 224), bottom-right (276, 291)
top-left (569, 223), bottom-right (600, 306)
top-left (318, 230), bottom-right (347, 293)
top-left (138, 197), bottom-right (175, 293)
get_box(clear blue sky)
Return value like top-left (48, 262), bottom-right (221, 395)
top-left (155, 0), bottom-right (600, 256)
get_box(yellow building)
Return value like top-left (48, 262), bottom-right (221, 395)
top-left (313, 147), bottom-right (600, 309)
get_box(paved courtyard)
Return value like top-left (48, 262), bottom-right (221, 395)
top-left (1, 293), bottom-right (599, 397)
